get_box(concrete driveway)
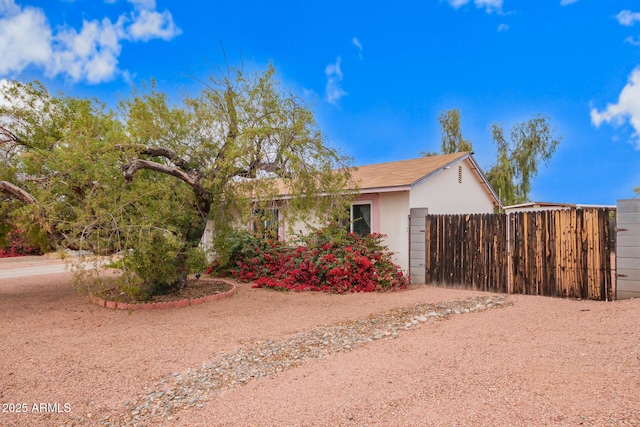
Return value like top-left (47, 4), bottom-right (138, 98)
top-left (0, 262), bottom-right (67, 279)
top-left (0, 255), bottom-right (72, 279)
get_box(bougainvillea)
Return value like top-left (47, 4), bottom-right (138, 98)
top-left (216, 228), bottom-right (409, 293)
top-left (0, 228), bottom-right (41, 258)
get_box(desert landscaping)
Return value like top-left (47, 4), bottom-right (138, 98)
top-left (1, 256), bottom-right (640, 427)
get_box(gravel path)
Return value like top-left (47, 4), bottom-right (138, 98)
top-left (1, 258), bottom-right (640, 427)
top-left (99, 296), bottom-right (510, 426)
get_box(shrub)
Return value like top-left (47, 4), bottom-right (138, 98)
top-left (121, 230), bottom-right (207, 299)
top-left (217, 227), bottom-right (409, 293)
top-left (205, 229), bottom-right (282, 276)
top-left (0, 228), bottom-right (42, 258)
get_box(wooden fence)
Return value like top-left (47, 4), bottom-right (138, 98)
top-left (423, 209), bottom-right (613, 300)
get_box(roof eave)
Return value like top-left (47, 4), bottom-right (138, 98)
top-left (410, 152), bottom-right (471, 187)
top-left (359, 185), bottom-right (411, 194)
top-left (466, 154), bottom-right (502, 209)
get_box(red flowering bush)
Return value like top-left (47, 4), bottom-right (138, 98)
top-left (0, 228), bottom-right (41, 258)
top-left (219, 227), bottom-right (409, 293)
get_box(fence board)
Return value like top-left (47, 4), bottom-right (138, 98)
top-left (422, 208), bottom-right (613, 300)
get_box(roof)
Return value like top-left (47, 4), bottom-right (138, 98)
top-left (352, 152), bottom-right (470, 190)
top-left (260, 151), bottom-right (500, 207)
top-left (503, 201), bottom-right (617, 211)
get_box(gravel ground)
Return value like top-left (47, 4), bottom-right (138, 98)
top-left (1, 257), bottom-right (640, 427)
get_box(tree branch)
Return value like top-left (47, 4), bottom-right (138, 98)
top-left (120, 159), bottom-right (210, 215)
top-left (0, 124), bottom-right (23, 146)
top-left (117, 144), bottom-right (195, 173)
top-left (0, 180), bottom-right (37, 205)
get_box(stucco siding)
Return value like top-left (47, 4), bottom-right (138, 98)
top-left (378, 191), bottom-right (410, 272)
top-left (409, 159), bottom-right (495, 214)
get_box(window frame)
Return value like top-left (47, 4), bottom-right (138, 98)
top-left (350, 202), bottom-right (372, 236)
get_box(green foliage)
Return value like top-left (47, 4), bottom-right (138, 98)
top-left (486, 115), bottom-right (561, 206)
top-left (437, 108), bottom-right (473, 154)
top-left (432, 108), bottom-right (562, 207)
top-left (0, 227), bottom-right (42, 257)
top-left (122, 230), bottom-right (187, 296)
top-left (207, 229), bottom-right (276, 276)
top-left (0, 64), bottom-right (353, 296)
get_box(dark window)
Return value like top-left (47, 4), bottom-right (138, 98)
top-left (351, 203), bottom-right (371, 236)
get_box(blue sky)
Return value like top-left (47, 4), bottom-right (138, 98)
top-left (2, 0), bottom-right (640, 205)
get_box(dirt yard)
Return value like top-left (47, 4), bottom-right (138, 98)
top-left (1, 256), bottom-right (639, 426)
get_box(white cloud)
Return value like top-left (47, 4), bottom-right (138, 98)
top-left (0, 0), bottom-right (181, 84)
top-left (127, 9), bottom-right (180, 41)
top-left (616, 10), bottom-right (640, 27)
top-left (447, 0), bottom-right (502, 13)
top-left (49, 17), bottom-right (124, 84)
top-left (560, 0), bottom-right (579, 6)
top-left (0, 5), bottom-right (52, 75)
top-left (0, 0), bottom-right (20, 15)
top-left (497, 23), bottom-right (509, 32)
top-left (447, 0), bottom-right (469, 8)
top-left (352, 37), bottom-right (362, 51)
top-left (625, 36), bottom-right (640, 46)
top-left (475, 0), bottom-right (502, 13)
top-left (128, 0), bottom-right (157, 9)
top-left (591, 68), bottom-right (640, 147)
top-left (352, 37), bottom-right (363, 59)
top-left (325, 57), bottom-right (347, 106)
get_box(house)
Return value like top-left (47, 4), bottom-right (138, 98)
top-left (503, 201), bottom-right (616, 213)
top-left (203, 152), bottom-right (501, 282)
top-left (338, 152), bottom-right (500, 282)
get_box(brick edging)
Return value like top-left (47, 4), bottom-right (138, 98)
top-left (90, 279), bottom-right (236, 310)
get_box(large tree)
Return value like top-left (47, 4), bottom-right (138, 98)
top-left (438, 108), bottom-right (473, 154)
top-left (0, 65), bottom-right (354, 298)
top-left (431, 108), bottom-right (562, 207)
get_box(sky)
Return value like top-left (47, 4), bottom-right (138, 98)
top-left (1, 0), bottom-right (640, 205)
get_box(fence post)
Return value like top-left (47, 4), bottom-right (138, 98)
top-left (409, 208), bottom-right (429, 284)
top-left (506, 212), bottom-right (512, 295)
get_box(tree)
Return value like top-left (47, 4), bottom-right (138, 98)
top-left (430, 108), bottom-right (561, 207)
top-left (118, 65), bottom-right (354, 288)
top-left (486, 116), bottom-right (561, 206)
top-left (438, 108), bottom-right (473, 154)
top-left (0, 65), bottom-right (354, 298)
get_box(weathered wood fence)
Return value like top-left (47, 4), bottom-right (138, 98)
top-left (423, 209), bottom-right (613, 300)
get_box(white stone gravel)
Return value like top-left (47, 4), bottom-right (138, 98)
top-left (2, 261), bottom-right (640, 427)
top-left (97, 296), bottom-right (509, 426)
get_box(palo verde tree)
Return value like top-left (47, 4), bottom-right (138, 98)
top-left (0, 65), bottom-right (354, 298)
top-left (429, 108), bottom-right (562, 207)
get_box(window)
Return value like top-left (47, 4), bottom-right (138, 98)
top-left (252, 208), bottom-right (279, 239)
top-left (351, 203), bottom-right (372, 236)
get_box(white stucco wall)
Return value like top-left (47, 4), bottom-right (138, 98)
top-left (409, 159), bottom-right (495, 214)
top-left (377, 191), bottom-right (410, 272)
